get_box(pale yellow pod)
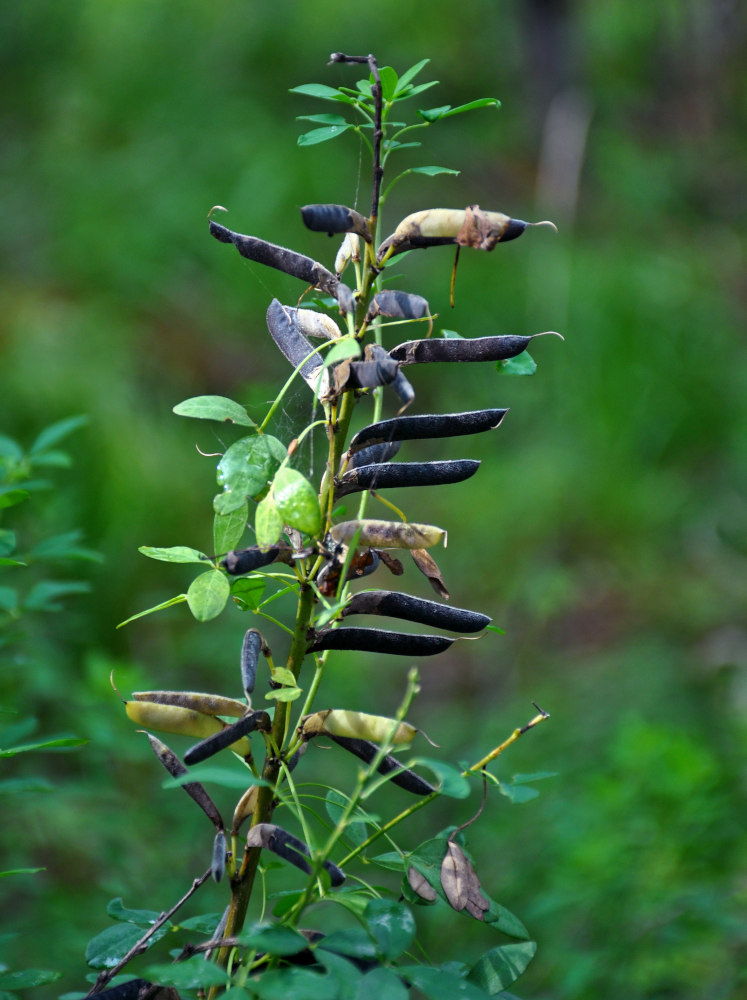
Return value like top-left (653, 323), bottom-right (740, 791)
top-left (399, 208), bottom-right (466, 240)
top-left (133, 691), bottom-right (248, 718)
top-left (232, 785), bottom-right (259, 834)
top-left (125, 701), bottom-right (252, 757)
top-left (330, 519), bottom-right (446, 550)
top-left (334, 233), bottom-right (360, 276)
top-left (294, 309), bottom-right (342, 341)
top-left (323, 709), bottom-right (416, 745)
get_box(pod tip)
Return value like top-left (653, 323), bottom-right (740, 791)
top-left (530, 219), bottom-right (559, 233)
top-left (208, 205), bottom-right (228, 220)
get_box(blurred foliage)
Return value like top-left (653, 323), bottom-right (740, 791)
top-left (1, 1), bottom-right (745, 998)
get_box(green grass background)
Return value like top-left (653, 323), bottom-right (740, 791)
top-left (1, 2), bottom-right (745, 997)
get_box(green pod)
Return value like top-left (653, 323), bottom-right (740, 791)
top-left (348, 409), bottom-right (507, 454)
top-left (301, 709), bottom-right (416, 744)
top-left (132, 690), bottom-right (248, 718)
top-left (327, 734), bottom-right (435, 796)
top-left (330, 519), bottom-right (445, 549)
top-left (308, 627), bottom-right (455, 657)
top-left (335, 459), bottom-right (480, 498)
top-left (341, 590), bottom-right (490, 632)
top-left (245, 823), bottom-right (345, 887)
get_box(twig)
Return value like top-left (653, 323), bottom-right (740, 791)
top-left (86, 868), bottom-right (212, 996)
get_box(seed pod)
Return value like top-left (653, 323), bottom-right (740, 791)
top-left (133, 691), bottom-right (248, 718)
top-left (327, 734), bottom-right (435, 796)
top-left (366, 290), bottom-right (430, 322)
top-left (301, 203), bottom-right (372, 242)
top-left (348, 409), bottom-right (508, 454)
top-left (87, 979), bottom-right (160, 1000)
top-left (390, 334), bottom-right (540, 365)
top-left (308, 627), bottom-right (455, 657)
top-left (285, 740), bottom-right (308, 774)
top-left (126, 701), bottom-right (253, 759)
top-left (378, 550), bottom-right (404, 575)
top-left (349, 440), bottom-right (401, 469)
top-left (301, 709), bottom-right (416, 744)
top-left (183, 710), bottom-right (271, 766)
top-left (341, 590), bottom-right (490, 632)
top-left (246, 823), bottom-right (345, 887)
top-left (231, 785), bottom-right (258, 834)
top-left (335, 459), bottom-right (480, 498)
top-left (391, 368), bottom-right (415, 413)
top-left (294, 308), bottom-right (342, 341)
top-left (222, 544), bottom-right (287, 576)
top-left (144, 732), bottom-right (224, 830)
top-left (211, 829), bottom-right (227, 883)
top-left (335, 232), bottom-right (361, 275)
top-left (332, 344), bottom-right (399, 395)
top-left (330, 519), bottom-right (445, 550)
top-left (210, 220), bottom-right (353, 313)
top-left (316, 546), bottom-right (380, 597)
top-left (411, 547), bottom-right (450, 600)
top-left (266, 299), bottom-right (329, 395)
top-left (241, 628), bottom-right (264, 698)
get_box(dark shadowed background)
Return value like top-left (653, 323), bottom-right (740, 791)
top-left (1, 2), bottom-right (745, 997)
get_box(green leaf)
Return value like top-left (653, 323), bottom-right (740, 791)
top-left (399, 965), bottom-right (492, 1000)
top-left (496, 352), bottom-right (536, 376)
top-left (368, 851), bottom-right (406, 872)
top-left (0, 529), bottom-right (16, 556)
top-left (296, 113), bottom-right (350, 126)
top-left (106, 898), bottom-right (164, 927)
top-left (378, 66), bottom-right (399, 102)
top-left (0, 970), bottom-right (62, 989)
top-left (143, 956), bottom-right (228, 989)
top-left (117, 593), bottom-right (188, 627)
top-left (0, 489), bottom-right (30, 510)
top-left (355, 966), bottom-right (409, 1000)
top-left (363, 898), bottom-right (415, 960)
top-left (176, 912), bottom-right (223, 934)
top-left (0, 777), bottom-right (53, 794)
top-left (318, 927), bottom-right (377, 960)
top-left (249, 967), bottom-right (331, 1000)
top-left (217, 434), bottom-right (286, 502)
top-left (138, 545), bottom-right (209, 564)
top-left (418, 104), bottom-right (452, 123)
top-left (468, 941), bottom-right (537, 994)
top-left (31, 529), bottom-right (100, 562)
top-left (86, 922), bottom-right (168, 969)
top-left (325, 339), bottom-right (361, 366)
top-left (0, 558), bottom-right (24, 567)
top-left (173, 395), bottom-right (256, 426)
top-left (186, 570), bottom-right (230, 621)
top-left (483, 898), bottom-right (531, 941)
top-left (23, 580), bottom-right (90, 611)
top-left (0, 586), bottom-right (18, 611)
top-left (498, 783), bottom-right (539, 804)
top-left (419, 98), bottom-right (500, 122)
top-left (0, 434), bottom-right (24, 461)
top-left (290, 83), bottom-right (356, 104)
top-left (411, 165), bottom-right (460, 177)
top-left (214, 502), bottom-right (248, 554)
top-left (0, 737), bottom-right (87, 758)
top-left (511, 771), bottom-right (558, 784)
top-left (29, 415), bottom-right (88, 455)
top-left (213, 490), bottom-right (247, 515)
top-left (272, 468), bottom-right (321, 536)
top-left (230, 576), bottom-right (266, 610)
top-left (255, 494), bottom-right (283, 549)
top-left (264, 687), bottom-right (302, 703)
top-left (396, 80), bottom-right (440, 100)
top-left (0, 867), bottom-right (45, 876)
top-left (163, 768), bottom-right (271, 791)
top-left (298, 124), bottom-right (353, 146)
top-left (26, 448), bottom-right (72, 468)
top-left (415, 758), bottom-right (471, 798)
top-left (237, 922), bottom-right (308, 956)
top-left (394, 58), bottom-right (430, 92)
top-left (324, 790), bottom-right (373, 848)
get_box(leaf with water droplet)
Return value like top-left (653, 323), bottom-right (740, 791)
top-left (217, 434), bottom-right (286, 502)
top-left (272, 467), bottom-right (321, 536)
top-left (187, 570), bottom-right (230, 622)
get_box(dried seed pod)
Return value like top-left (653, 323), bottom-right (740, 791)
top-left (210, 220), bottom-right (353, 312)
top-left (330, 519), bottom-right (445, 550)
top-left (390, 334), bottom-right (542, 365)
top-left (246, 823), bottom-right (345, 887)
top-left (335, 459), bottom-right (480, 498)
top-left (301, 709), bottom-right (416, 744)
top-left (266, 299), bottom-right (329, 395)
top-left (308, 627), bottom-right (455, 657)
top-left (440, 840), bottom-right (489, 919)
top-left (183, 710), bottom-right (270, 766)
top-left (378, 550), bottom-right (404, 575)
top-left (211, 829), bottom-right (227, 883)
top-left (366, 290), bottom-right (430, 322)
top-left (341, 590), bottom-right (490, 632)
top-left (144, 732), bottom-right (224, 830)
top-left (294, 308), bottom-right (342, 341)
top-left (300, 203), bottom-right (372, 242)
top-left (126, 701), bottom-right (253, 759)
top-left (241, 628), bottom-right (264, 698)
top-left (132, 691), bottom-right (248, 718)
top-left (316, 546), bottom-right (380, 597)
top-left (411, 547), bottom-right (450, 600)
top-left (231, 785), bottom-right (259, 834)
top-left (88, 979), bottom-right (164, 1000)
top-left (335, 232), bottom-right (360, 275)
top-left (391, 367), bottom-right (415, 413)
top-left (327, 734), bottom-right (435, 796)
top-left (349, 440), bottom-right (401, 469)
top-left (222, 544), bottom-right (288, 576)
top-left (332, 343), bottom-right (399, 395)
top-left (348, 409), bottom-right (507, 455)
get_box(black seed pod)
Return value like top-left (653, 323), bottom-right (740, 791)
top-left (341, 590), bottom-right (490, 632)
top-left (211, 829), bottom-right (227, 883)
top-left (89, 979), bottom-right (158, 1000)
top-left (210, 220), bottom-right (353, 312)
top-left (391, 368), bottom-right (415, 412)
top-left (366, 290), bottom-right (430, 321)
top-left (349, 440), bottom-right (401, 468)
top-left (301, 203), bottom-right (371, 241)
top-left (327, 734), bottom-right (436, 796)
top-left (144, 733), bottom-right (224, 830)
top-left (241, 629), bottom-right (263, 698)
top-left (183, 711), bottom-right (270, 766)
top-left (308, 627), bottom-right (455, 657)
top-left (246, 823), bottom-right (345, 886)
top-left (348, 409), bottom-right (507, 454)
top-left (222, 545), bottom-right (285, 575)
top-left (336, 459), bottom-right (480, 498)
top-left (266, 299), bottom-right (328, 393)
top-left (390, 335), bottom-right (535, 365)
top-left (333, 343), bottom-right (399, 394)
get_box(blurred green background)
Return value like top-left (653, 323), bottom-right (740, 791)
top-left (1, 1), bottom-right (745, 997)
